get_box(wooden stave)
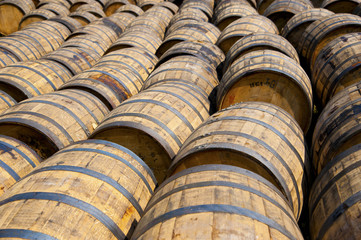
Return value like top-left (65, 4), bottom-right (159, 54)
top-left (0, 90), bottom-right (17, 114)
top-left (0, 50), bottom-right (18, 69)
top-left (38, 0), bottom-right (72, 8)
top-left (69, 11), bottom-right (99, 26)
top-left (70, 0), bottom-right (103, 12)
top-left (169, 8), bottom-right (208, 27)
top-left (104, 0), bottom-right (129, 16)
top-left (38, 3), bottom-right (71, 16)
top-left (180, 0), bottom-right (214, 19)
top-left (19, 9), bottom-right (57, 30)
top-left (76, 4), bottom-right (106, 17)
top-left (322, 0), bottom-right (361, 13)
top-left (48, 15), bottom-right (84, 33)
top-left (115, 4), bottom-right (144, 16)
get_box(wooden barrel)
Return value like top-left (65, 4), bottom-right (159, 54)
top-left (48, 16), bottom-right (84, 33)
top-left (107, 30), bottom-right (162, 54)
top-left (38, 0), bottom-right (72, 8)
top-left (263, 0), bottom-right (313, 32)
top-left (137, 0), bottom-right (163, 11)
top-left (103, 13), bottom-right (134, 34)
top-left (127, 15), bottom-right (168, 40)
top-left (216, 15), bottom-right (279, 54)
top-left (77, 4), bottom-right (106, 17)
top-left (104, 0), bottom-right (129, 16)
top-left (0, 0), bottom-right (35, 36)
top-left (156, 40), bottom-right (225, 69)
top-left (322, 0), bottom-right (361, 13)
top-left (154, 1), bottom-right (179, 14)
top-left (0, 139), bottom-right (156, 239)
top-left (257, 0), bottom-right (276, 14)
top-left (39, 3), bottom-right (70, 16)
top-left (282, 8), bottom-right (334, 48)
top-left (43, 47), bottom-right (101, 75)
top-left (170, 102), bottom-right (308, 220)
top-left (19, 9), bottom-right (57, 30)
top-left (223, 32), bottom-right (300, 73)
top-left (115, 4), bottom-right (144, 16)
top-left (142, 55), bottom-right (219, 95)
top-left (312, 33), bottom-right (361, 106)
top-left (309, 144), bottom-right (361, 240)
top-left (0, 36), bottom-right (43, 61)
top-left (0, 49), bottom-right (19, 68)
top-left (22, 20), bottom-right (71, 41)
top-left (0, 135), bottom-right (41, 197)
top-left (213, 3), bottom-right (258, 31)
top-left (132, 164), bottom-right (303, 240)
top-left (69, 21), bottom-right (119, 44)
top-left (61, 35), bottom-right (109, 57)
top-left (70, 0), bottom-right (103, 12)
top-left (0, 89), bottom-right (109, 158)
top-left (0, 90), bottom-right (16, 114)
top-left (143, 6), bottom-right (174, 26)
top-left (0, 59), bottom-right (72, 101)
top-left (298, 13), bottom-right (361, 71)
top-left (60, 47), bottom-right (158, 109)
top-left (180, 0), bottom-right (214, 19)
top-left (157, 20), bottom-right (221, 58)
top-left (311, 82), bottom-right (361, 174)
top-left (69, 11), bottom-right (99, 25)
top-left (91, 82), bottom-right (211, 183)
top-left (218, 50), bottom-right (312, 132)
top-left (169, 8), bottom-right (208, 26)
top-left (214, 0), bottom-right (256, 15)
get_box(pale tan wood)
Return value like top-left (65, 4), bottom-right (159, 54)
top-left (223, 32), bottom-right (300, 73)
top-left (0, 140), bottom-right (156, 239)
top-left (143, 6), bottom-right (173, 26)
top-left (312, 32), bottom-right (361, 106)
top-left (136, 0), bottom-right (163, 11)
top-left (0, 89), bottom-right (109, 158)
top-left (105, 12), bottom-right (135, 31)
top-left (263, 0), bottom-right (313, 32)
top-left (169, 8), bottom-right (208, 26)
top-left (0, 36), bottom-right (43, 61)
top-left (104, 0), bottom-right (129, 16)
top-left (213, 3), bottom-right (258, 31)
top-left (218, 50), bottom-right (313, 132)
top-left (0, 135), bottom-right (41, 197)
top-left (61, 35), bottom-right (109, 56)
top-left (215, 0), bottom-right (255, 15)
top-left (171, 102), bottom-right (308, 220)
top-left (322, 0), bottom-right (361, 13)
top-left (312, 82), bottom-right (361, 174)
top-left (180, 0), bottom-right (214, 19)
top-left (0, 90), bottom-right (16, 114)
top-left (22, 20), bottom-right (71, 40)
top-left (282, 8), bottom-right (334, 48)
top-left (19, 9), bottom-right (57, 30)
top-left (77, 4), bottom-right (106, 17)
top-left (0, 0), bottom-right (35, 36)
top-left (69, 11), bottom-right (99, 25)
top-left (309, 144), bottom-right (361, 240)
top-left (91, 82), bottom-right (211, 183)
top-left (38, 0), bottom-right (72, 8)
top-left (127, 14), bottom-right (168, 40)
top-left (132, 165), bottom-right (303, 240)
top-left (298, 13), bottom-right (361, 71)
top-left (39, 3), bottom-right (70, 16)
top-left (115, 4), bottom-right (144, 16)
top-left (70, 0), bottom-right (103, 11)
top-left (142, 55), bottom-right (219, 95)
top-left (48, 16), bottom-right (84, 33)
top-left (0, 50), bottom-right (18, 68)
top-left (216, 15), bottom-right (279, 54)
top-left (153, 1), bottom-right (178, 14)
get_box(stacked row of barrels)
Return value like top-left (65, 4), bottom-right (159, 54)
top-left (0, 0), bottom-right (360, 239)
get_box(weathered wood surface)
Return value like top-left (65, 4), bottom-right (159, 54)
top-left (322, 0), bottom-right (361, 13)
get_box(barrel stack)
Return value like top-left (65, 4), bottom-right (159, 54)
top-left (0, 0), bottom-right (361, 239)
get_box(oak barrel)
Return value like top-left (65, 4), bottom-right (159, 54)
top-left (263, 0), bottom-right (313, 32)
top-left (0, 90), bottom-right (16, 114)
top-left (0, 135), bottom-right (41, 197)
top-left (0, 36), bottom-right (44, 62)
top-left (115, 4), bottom-right (144, 16)
top-left (0, 139), bottom-right (156, 239)
top-left (38, 0), bottom-right (72, 8)
top-left (76, 4), bottom-right (106, 18)
top-left (70, 0), bottom-right (103, 12)
top-left (61, 35), bottom-right (110, 57)
top-left (312, 82), bottom-right (361, 174)
top-left (297, 13), bottom-right (361, 70)
top-left (0, 0), bottom-right (35, 36)
top-left (0, 89), bottom-right (109, 158)
top-left (322, 0), bottom-right (361, 13)
top-left (223, 32), bottom-right (300, 73)
top-left (0, 50), bottom-right (18, 68)
top-left (104, 0), bottom-right (129, 16)
top-left (39, 3), bottom-right (70, 16)
top-left (309, 144), bottom-right (361, 240)
top-left (69, 11), bottom-right (99, 26)
top-left (154, 1), bottom-right (179, 14)
top-left (19, 9), bottom-right (57, 30)
top-left (22, 20), bottom-right (71, 41)
top-left (312, 32), bottom-right (361, 106)
top-left (142, 55), bottom-right (219, 95)
top-left (48, 16), bottom-right (84, 33)
top-left (216, 15), bottom-right (279, 54)
top-left (0, 59), bottom-right (72, 101)
top-left (170, 102), bottom-right (309, 220)
top-left (169, 8), bottom-right (208, 26)
top-left (282, 8), bottom-right (334, 48)
top-left (217, 50), bottom-right (313, 132)
top-left (180, 0), bottom-right (214, 19)
top-left (91, 82), bottom-right (211, 183)
top-left (132, 164), bottom-right (303, 240)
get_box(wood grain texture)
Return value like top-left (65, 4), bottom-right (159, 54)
top-left (154, 1), bottom-right (179, 14)
top-left (0, 59), bottom-right (72, 101)
top-left (144, 6), bottom-right (174, 26)
top-left (179, 0), bottom-right (214, 19)
top-left (312, 32), bottom-right (361, 106)
top-left (169, 8), bottom-right (208, 26)
top-left (0, 0), bottom-right (35, 35)
top-left (69, 11), bottom-right (99, 26)
top-left (70, 0), bottom-right (103, 12)
top-left (282, 8), bottom-right (334, 48)
top-left (142, 55), bottom-right (219, 95)
top-left (309, 143), bottom-right (361, 240)
top-left (39, 3), bottom-right (70, 16)
top-left (38, 0), bottom-right (72, 8)
top-left (0, 135), bottom-right (41, 197)
top-left (127, 14), bottom-right (169, 40)
top-left (91, 82), bottom-right (211, 183)
top-left (0, 139), bottom-right (156, 240)
top-left (0, 50), bottom-right (18, 69)
top-left (322, 0), bottom-right (361, 13)
top-left (19, 9), bottom-right (57, 30)
top-left (48, 16), bottom-right (84, 33)
top-left (104, 0), bottom-right (129, 16)
top-left (132, 164), bottom-right (303, 240)
top-left (223, 32), bottom-right (300, 74)
top-left (297, 13), bottom-right (361, 71)
top-left (115, 4), bottom-right (144, 16)
top-left (0, 90), bottom-right (16, 114)
top-left (0, 89), bottom-right (109, 158)
top-left (136, 0), bottom-right (164, 11)
top-left (217, 50), bottom-right (313, 132)
top-left (312, 82), bottom-right (361, 174)
top-left (170, 102), bottom-right (309, 220)
top-left (76, 4), bottom-right (106, 17)
top-left (216, 15), bottom-right (279, 54)
top-left (104, 12), bottom-right (135, 32)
